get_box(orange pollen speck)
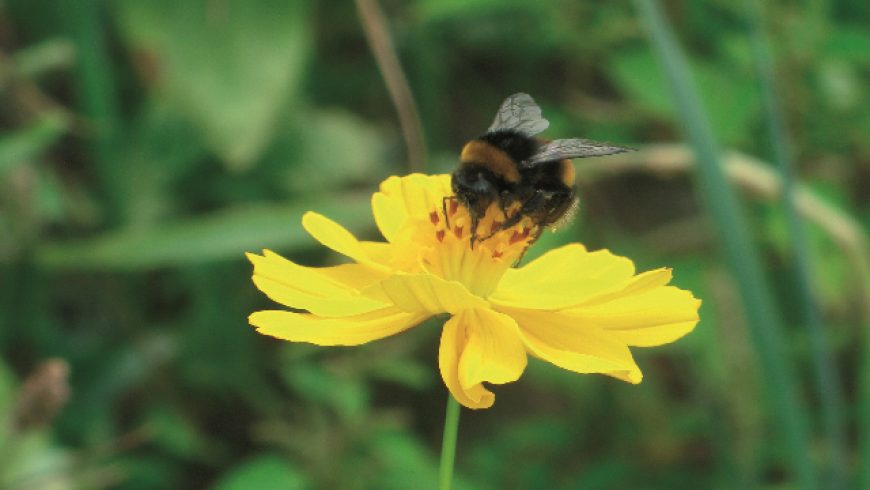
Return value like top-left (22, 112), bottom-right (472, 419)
top-left (449, 200), bottom-right (459, 215)
top-left (436, 229), bottom-right (446, 242)
top-left (429, 211), bottom-right (439, 225)
top-left (454, 226), bottom-right (463, 239)
top-left (490, 221), bottom-right (503, 234)
top-left (492, 250), bottom-right (504, 259)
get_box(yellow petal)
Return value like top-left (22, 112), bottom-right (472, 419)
top-left (301, 212), bottom-right (388, 269)
top-left (315, 262), bottom-right (392, 290)
top-left (438, 312), bottom-right (491, 409)
top-left (248, 251), bottom-right (389, 316)
top-left (372, 174), bottom-right (452, 242)
top-left (575, 268), bottom-right (674, 306)
top-left (490, 244), bottom-right (638, 310)
top-left (564, 285), bottom-right (701, 347)
top-left (502, 306), bottom-right (643, 383)
top-left (360, 241), bottom-right (394, 266)
top-left (456, 309), bottom-right (527, 390)
top-left (371, 191), bottom-right (404, 243)
top-left (249, 307), bottom-right (428, 346)
top-left (251, 276), bottom-right (385, 317)
top-left (362, 273), bottom-right (489, 315)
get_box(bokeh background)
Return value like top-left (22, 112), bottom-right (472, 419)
top-left (1, 0), bottom-right (869, 488)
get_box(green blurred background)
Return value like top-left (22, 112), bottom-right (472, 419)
top-left (1, 0), bottom-right (869, 488)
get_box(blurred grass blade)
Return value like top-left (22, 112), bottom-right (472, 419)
top-left (633, 1), bottom-right (816, 488)
top-left (744, 0), bottom-right (847, 487)
top-left (33, 196), bottom-right (371, 271)
top-left (12, 38), bottom-right (76, 79)
top-left (65, 0), bottom-right (124, 224)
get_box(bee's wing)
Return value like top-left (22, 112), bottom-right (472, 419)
top-left (523, 138), bottom-right (634, 167)
top-left (488, 93), bottom-right (550, 136)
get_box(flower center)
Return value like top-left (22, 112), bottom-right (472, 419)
top-left (421, 196), bottom-right (539, 296)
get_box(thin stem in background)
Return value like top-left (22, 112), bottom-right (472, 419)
top-left (743, 1), bottom-right (847, 487)
top-left (633, 1), bottom-right (816, 488)
top-left (579, 145), bottom-right (869, 273)
top-left (439, 395), bottom-right (461, 490)
top-left (354, 0), bottom-right (427, 173)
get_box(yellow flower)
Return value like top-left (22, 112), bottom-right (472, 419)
top-left (247, 174), bottom-right (701, 409)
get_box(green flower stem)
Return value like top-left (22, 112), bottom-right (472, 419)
top-left (439, 395), bottom-right (461, 490)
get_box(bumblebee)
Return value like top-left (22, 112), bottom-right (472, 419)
top-left (449, 93), bottom-right (632, 246)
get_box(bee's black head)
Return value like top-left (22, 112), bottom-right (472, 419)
top-left (451, 165), bottom-right (498, 217)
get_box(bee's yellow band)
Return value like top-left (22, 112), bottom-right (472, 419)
top-left (459, 140), bottom-right (522, 183)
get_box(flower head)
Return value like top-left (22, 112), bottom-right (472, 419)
top-left (248, 174), bottom-right (700, 409)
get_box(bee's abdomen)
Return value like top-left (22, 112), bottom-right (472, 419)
top-left (559, 159), bottom-right (575, 187)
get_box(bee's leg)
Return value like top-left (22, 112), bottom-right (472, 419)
top-left (513, 190), bottom-right (571, 264)
top-left (540, 191), bottom-right (577, 229)
top-left (478, 196), bottom-right (515, 242)
top-left (442, 196), bottom-right (455, 228)
top-left (508, 190), bottom-right (549, 229)
top-left (469, 213), bottom-right (481, 249)
top-left (497, 192), bottom-right (514, 222)
top-left (477, 192), bottom-right (543, 244)
top-left (499, 209), bottom-right (525, 231)
top-left (514, 228), bottom-right (544, 265)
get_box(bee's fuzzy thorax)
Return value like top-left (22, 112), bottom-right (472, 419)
top-left (459, 140), bottom-right (521, 183)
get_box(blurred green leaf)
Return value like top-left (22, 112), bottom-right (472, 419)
top-left (58, 335), bottom-right (176, 445)
top-left (146, 406), bottom-right (206, 460)
top-left (113, 0), bottom-right (312, 170)
top-left (271, 109), bottom-right (389, 195)
top-left (817, 60), bottom-right (862, 111)
top-left (824, 26), bottom-right (870, 64)
top-left (368, 359), bottom-right (431, 390)
top-left (468, 418), bottom-right (571, 490)
top-left (33, 165), bottom-right (66, 224)
top-left (609, 49), bottom-right (760, 145)
top-left (366, 431), bottom-right (442, 490)
top-left (0, 432), bottom-right (72, 490)
top-left (0, 114), bottom-right (68, 177)
top-left (33, 195), bottom-right (371, 270)
top-left (760, 196), bottom-right (852, 307)
top-left (116, 454), bottom-right (183, 490)
top-left (609, 50), bottom-right (672, 114)
top-left (115, 100), bottom-right (207, 226)
top-left (416, 0), bottom-right (543, 23)
top-left (0, 361), bottom-right (14, 423)
top-left (211, 454), bottom-right (308, 490)
top-left (283, 362), bottom-right (368, 421)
